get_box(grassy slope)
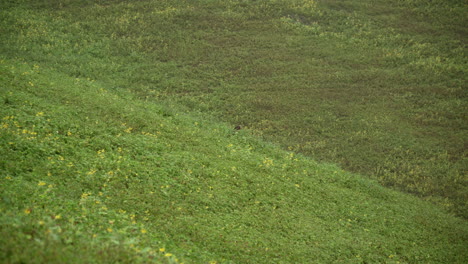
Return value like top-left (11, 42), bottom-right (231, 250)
top-left (155, 0), bottom-right (467, 216)
top-left (11, 0), bottom-right (464, 217)
top-left (0, 0), bottom-right (467, 263)
top-left (1, 58), bottom-right (467, 264)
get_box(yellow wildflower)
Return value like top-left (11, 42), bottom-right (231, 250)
top-left (38, 181), bottom-right (46, 186)
top-left (263, 158), bottom-right (274, 167)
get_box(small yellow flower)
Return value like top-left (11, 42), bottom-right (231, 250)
top-left (38, 181), bottom-right (46, 186)
top-left (55, 214), bottom-right (61, 220)
top-left (38, 220), bottom-right (45, 225)
top-left (97, 149), bottom-right (105, 158)
top-left (36, 112), bottom-right (44, 117)
top-left (107, 228), bottom-right (113, 233)
top-left (141, 229), bottom-right (147, 234)
top-left (159, 248), bottom-right (165, 252)
top-left (164, 253), bottom-right (172, 257)
top-left (24, 208), bottom-right (32, 214)
top-left (263, 158), bottom-right (274, 167)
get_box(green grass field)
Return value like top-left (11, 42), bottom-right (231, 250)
top-left (1, 0), bottom-right (467, 263)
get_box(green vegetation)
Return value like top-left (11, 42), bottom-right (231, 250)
top-left (1, 0), bottom-right (466, 263)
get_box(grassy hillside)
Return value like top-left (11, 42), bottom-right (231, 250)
top-left (1, 57), bottom-right (467, 263)
top-left (1, 0), bottom-right (467, 263)
top-left (2, 0), bottom-right (465, 216)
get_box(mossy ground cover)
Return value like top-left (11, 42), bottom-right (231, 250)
top-left (1, 0), bottom-right (467, 263)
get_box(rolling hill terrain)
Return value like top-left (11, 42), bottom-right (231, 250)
top-left (1, 0), bottom-right (467, 263)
